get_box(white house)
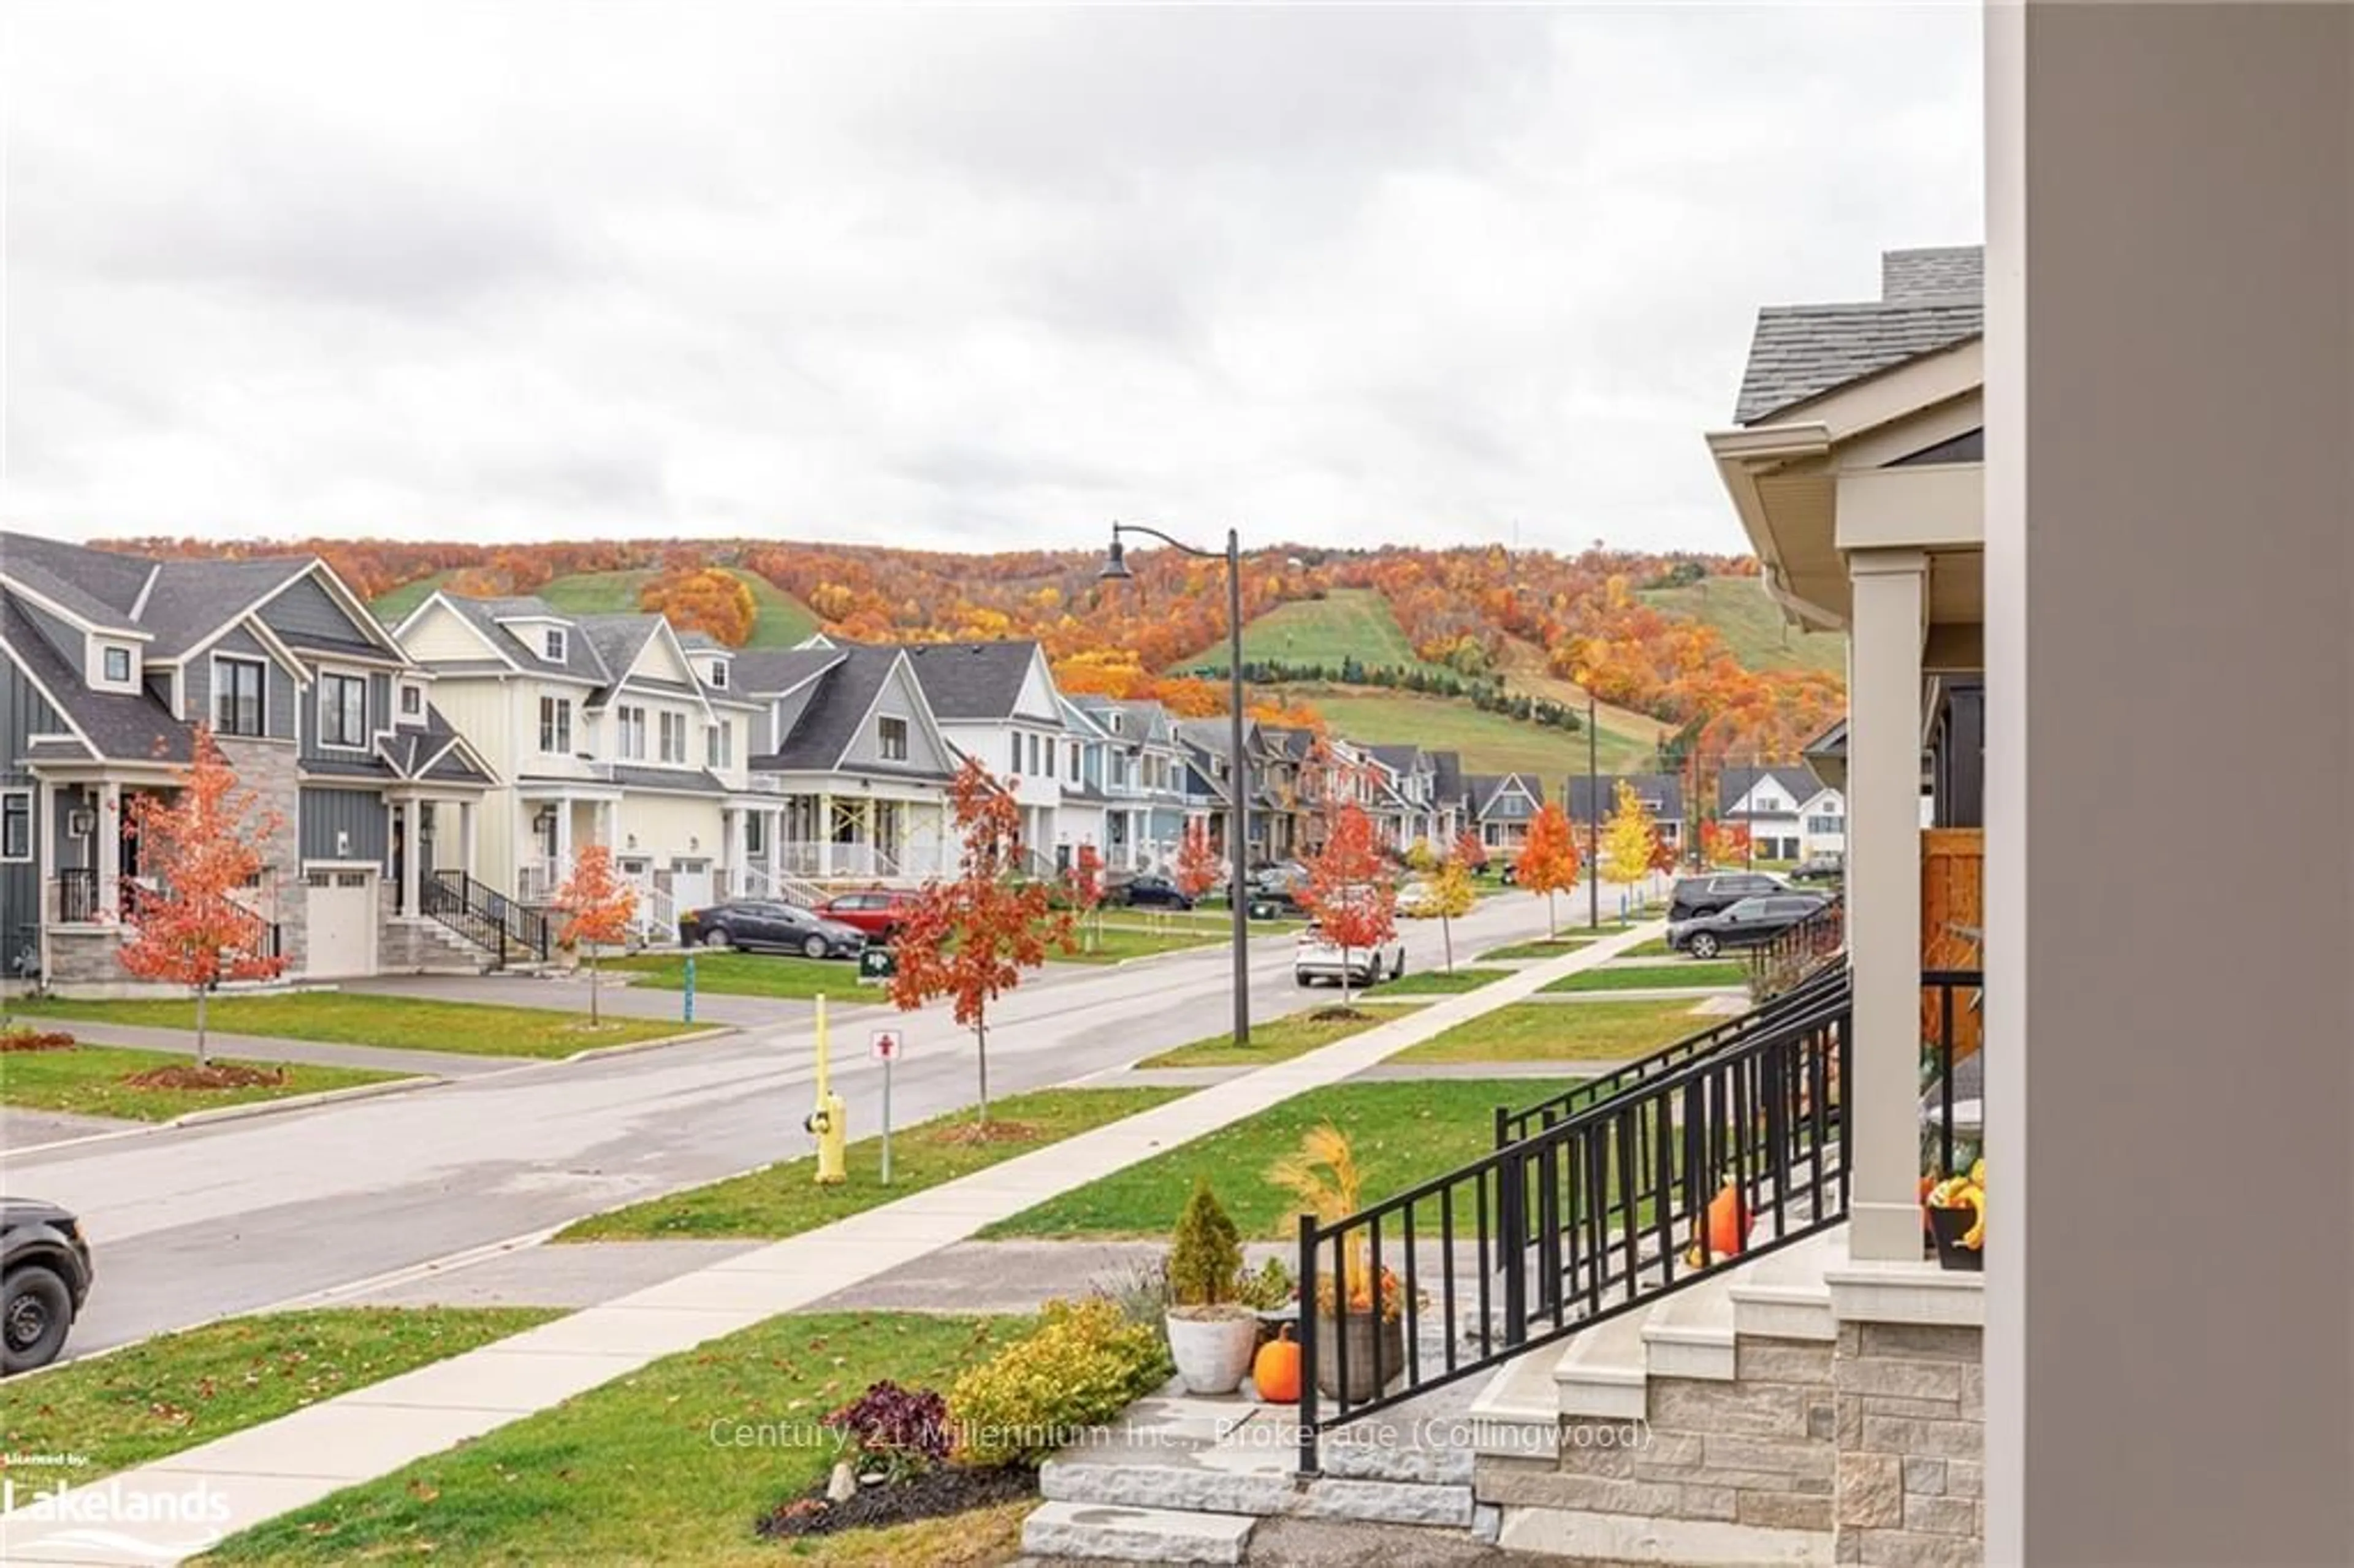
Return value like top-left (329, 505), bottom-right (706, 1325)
top-left (899, 640), bottom-right (1068, 873)
top-left (1717, 764), bottom-right (1842, 863)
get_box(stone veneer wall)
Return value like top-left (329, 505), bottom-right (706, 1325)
top-left (1479, 1323), bottom-right (1984, 1566)
top-left (214, 737), bottom-right (309, 979)
top-left (1834, 1322), bottom-right (1983, 1566)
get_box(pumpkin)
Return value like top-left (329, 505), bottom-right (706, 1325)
top-left (1253, 1324), bottom-right (1301, 1404)
top-left (1707, 1181), bottom-right (1750, 1258)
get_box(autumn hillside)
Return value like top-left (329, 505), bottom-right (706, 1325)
top-left (106, 535), bottom-right (1843, 768)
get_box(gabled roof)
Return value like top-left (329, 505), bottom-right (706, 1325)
top-left (1466, 772), bottom-right (1545, 818)
top-left (731, 648), bottom-right (844, 695)
top-left (1072, 696), bottom-right (1178, 746)
top-left (752, 645), bottom-right (951, 780)
top-left (900, 639), bottom-right (1046, 721)
top-left (1565, 772), bottom-right (1685, 823)
top-left (1735, 245), bottom-right (1984, 425)
top-left (1718, 764), bottom-right (1830, 814)
top-left (0, 588), bottom-right (191, 763)
top-left (139, 556), bottom-right (314, 658)
top-left (1430, 750), bottom-right (1466, 804)
top-left (578, 615), bottom-right (660, 691)
top-left (429, 595), bottom-right (614, 684)
top-left (1365, 743), bottom-right (1426, 775)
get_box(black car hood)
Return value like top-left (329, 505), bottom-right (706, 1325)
top-left (1, 1198), bottom-right (78, 1229)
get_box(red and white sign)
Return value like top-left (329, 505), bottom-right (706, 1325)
top-left (870, 1028), bottom-right (904, 1062)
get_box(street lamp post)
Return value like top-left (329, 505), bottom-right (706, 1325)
top-left (1102, 523), bottom-right (1251, 1048)
top-left (1585, 683), bottom-right (1600, 931)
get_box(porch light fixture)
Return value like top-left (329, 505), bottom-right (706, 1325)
top-left (1100, 520), bottom-right (1251, 1048)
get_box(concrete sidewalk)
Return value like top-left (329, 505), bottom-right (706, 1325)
top-left (35, 1022), bottom-right (522, 1080)
top-left (0, 922), bottom-right (1664, 1567)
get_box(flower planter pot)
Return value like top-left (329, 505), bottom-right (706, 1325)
top-left (1312, 1310), bottom-right (1406, 1402)
top-left (1166, 1307), bottom-right (1259, 1395)
top-left (1927, 1205), bottom-right (1983, 1271)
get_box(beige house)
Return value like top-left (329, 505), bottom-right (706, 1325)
top-left (392, 593), bottom-right (769, 937)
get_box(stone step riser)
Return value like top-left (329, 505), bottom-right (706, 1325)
top-left (1039, 1461), bottom-right (1475, 1529)
top-left (1021, 1500), bottom-right (1254, 1564)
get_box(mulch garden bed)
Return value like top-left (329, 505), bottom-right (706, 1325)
top-left (754, 1464), bottom-right (1035, 1539)
top-left (927, 1120), bottom-right (1042, 1147)
top-left (1308, 1006), bottom-right (1373, 1022)
top-left (121, 1062), bottom-right (289, 1090)
top-left (0, 1028), bottom-right (78, 1052)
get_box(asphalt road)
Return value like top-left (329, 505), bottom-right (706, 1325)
top-left (7, 882), bottom-right (1632, 1359)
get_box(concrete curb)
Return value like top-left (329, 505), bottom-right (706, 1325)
top-left (556, 1024), bottom-right (737, 1063)
top-left (171, 1071), bottom-right (449, 1127)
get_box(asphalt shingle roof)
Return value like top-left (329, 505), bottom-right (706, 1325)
top-left (138, 557), bottom-right (312, 657)
top-left (1466, 774), bottom-right (1544, 818)
top-left (731, 649), bottom-right (843, 695)
top-left (900, 640), bottom-right (1043, 721)
top-left (1430, 750), bottom-right (1466, 804)
top-left (436, 595), bottom-right (613, 684)
top-left (0, 589), bottom-right (192, 763)
top-left (607, 764), bottom-right (728, 795)
top-left (1565, 772), bottom-right (1685, 823)
top-left (1734, 246), bottom-right (1984, 426)
top-left (0, 533), bottom-right (151, 628)
top-left (1717, 764), bottom-right (1830, 815)
top-left (754, 645), bottom-right (923, 775)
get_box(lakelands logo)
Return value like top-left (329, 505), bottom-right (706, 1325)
top-left (2, 1475), bottom-right (232, 1561)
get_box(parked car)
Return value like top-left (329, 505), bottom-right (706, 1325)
top-left (1667, 870), bottom-right (1792, 921)
top-left (4, 1198), bottom-right (93, 1374)
top-left (1667, 892), bottom-right (1831, 959)
top-left (677, 900), bottom-right (867, 959)
top-left (1293, 916), bottom-right (1407, 988)
top-left (815, 889), bottom-right (923, 942)
top-left (1790, 853), bottom-right (1846, 885)
top-left (1119, 873), bottom-right (1195, 911)
top-left (1395, 879), bottom-right (1441, 918)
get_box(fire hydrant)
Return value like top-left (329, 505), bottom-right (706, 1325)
top-left (805, 993), bottom-right (847, 1184)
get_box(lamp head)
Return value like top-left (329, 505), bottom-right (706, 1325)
top-left (1097, 535), bottom-right (1134, 582)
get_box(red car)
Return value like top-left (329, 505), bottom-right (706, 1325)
top-left (814, 889), bottom-right (922, 942)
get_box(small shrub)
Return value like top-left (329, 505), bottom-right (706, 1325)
top-left (1167, 1178), bottom-right (1243, 1309)
top-left (825, 1380), bottom-right (950, 1482)
top-left (1233, 1255), bottom-right (1296, 1312)
top-left (947, 1297), bottom-right (1170, 1468)
top-left (1089, 1255), bottom-right (1170, 1340)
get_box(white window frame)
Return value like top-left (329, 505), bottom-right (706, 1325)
top-left (213, 654), bottom-right (268, 738)
top-left (0, 789), bottom-right (30, 862)
top-left (99, 644), bottom-right (135, 687)
top-left (399, 682), bottom-right (424, 718)
top-left (658, 711), bottom-right (688, 764)
top-left (617, 704), bottom-right (647, 760)
top-left (544, 628), bottom-right (568, 663)
top-left (706, 719), bottom-right (733, 770)
top-left (319, 671), bottom-right (368, 749)
top-left (539, 695), bottom-right (573, 755)
top-left (708, 660), bottom-right (728, 690)
top-left (878, 716), bottom-right (910, 762)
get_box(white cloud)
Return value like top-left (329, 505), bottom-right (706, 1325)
top-left (2, 1), bottom-right (1981, 555)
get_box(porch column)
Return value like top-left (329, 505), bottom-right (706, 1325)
top-left (553, 798), bottom-right (574, 884)
top-left (97, 782), bottom-right (122, 917)
top-left (460, 801), bottom-right (477, 879)
top-left (764, 807), bottom-right (781, 888)
top-left (1845, 546), bottom-right (1926, 1262)
top-left (718, 806), bottom-right (735, 893)
top-left (1986, 4), bottom-right (2353, 1561)
top-left (817, 791), bottom-right (834, 877)
top-left (400, 797), bottom-right (422, 918)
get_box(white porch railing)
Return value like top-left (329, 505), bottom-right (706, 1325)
top-left (518, 858), bottom-right (562, 903)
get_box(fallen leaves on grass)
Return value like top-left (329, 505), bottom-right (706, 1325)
top-left (924, 1121), bottom-right (1040, 1146)
top-left (0, 1027), bottom-right (78, 1052)
top-left (121, 1062), bottom-right (288, 1090)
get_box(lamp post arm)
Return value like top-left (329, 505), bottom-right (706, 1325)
top-left (1111, 521), bottom-right (1222, 561)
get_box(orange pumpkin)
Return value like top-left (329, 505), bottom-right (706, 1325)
top-left (1253, 1325), bottom-right (1301, 1404)
top-left (1707, 1181), bottom-right (1751, 1258)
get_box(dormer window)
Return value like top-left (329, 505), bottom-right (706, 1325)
top-left (544, 628), bottom-right (568, 663)
top-left (708, 661), bottom-right (728, 690)
top-left (93, 641), bottom-right (138, 690)
top-left (104, 647), bottom-right (131, 683)
top-left (399, 683), bottom-right (424, 718)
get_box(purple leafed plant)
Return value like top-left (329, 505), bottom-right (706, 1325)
top-left (824, 1380), bottom-right (951, 1479)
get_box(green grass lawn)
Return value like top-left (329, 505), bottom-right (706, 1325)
top-left (1260, 685), bottom-right (1661, 777)
top-left (0, 1045), bottom-right (405, 1121)
top-left (1179, 588), bottom-right (1442, 677)
top-left (536, 567), bottom-right (820, 647)
top-left (0, 1307), bottom-right (556, 1483)
top-left (1479, 936), bottom-right (1599, 961)
top-left (1133, 1004), bottom-right (1423, 1069)
top-left (1545, 960), bottom-right (1750, 992)
top-left (1621, 937), bottom-right (1677, 958)
top-left (983, 1079), bottom-right (1579, 1239)
top-left (556, 1086), bottom-right (1187, 1241)
top-left (1366, 966), bottom-right (1511, 996)
top-left (607, 950), bottom-right (858, 1000)
top-left (1393, 1000), bottom-right (1707, 1065)
top-left (1056, 926), bottom-right (1225, 964)
top-left (1640, 576), bottom-right (1847, 676)
top-left (368, 570), bottom-right (453, 626)
top-left (197, 1312), bottom-right (1033, 1567)
top-left (8, 994), bottom-right (702, 1060)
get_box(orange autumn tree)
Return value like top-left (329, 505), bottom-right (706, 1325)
top-left (1064, 841), bottom-right (1106, 953)
top-left (116, 727), bottom-right (290, 1065)
top-left (1303, 801), bottom-right (1396, 1010)
top-left (638, 565), bottom-right (758, 647)
top-left (1515, 801), bottom-right (1582, 938)
top-left (1453, 826), bottom-right (1490, 878)
top-left (1173, 819), bottom-right (1222, 904)
top-left (889, 757), bottom-right (1073, 1126)
top-left (552, 844), bottom-right (638, 1024)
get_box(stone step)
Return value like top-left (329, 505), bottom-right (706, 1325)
top-left (1038, 1458), bottom-right (1475, 1529)
top-left (1021, 1500), bottom-right (1255, 1564)
top-left (1642, 1273), bottom-right (1738, 1381)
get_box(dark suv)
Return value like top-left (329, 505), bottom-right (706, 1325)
top-left (4, 1198), bottom-right (93, 1373)
top-left (1668, 872), bottom-right (1791, 921)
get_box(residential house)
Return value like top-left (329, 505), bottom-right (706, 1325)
top-left (1563, 771), bottom-right (1685, 858)
top-left (1254, 725), bottom-right (1324, 862)
top-left (1363, 744), bottom-right (1445, 851)
top-left (2, 533), bottom-right (497, 989)
top-left (736, 643), bottom-right (959, 885)
top-left (1070, 696), bottom-right (1189, 873)
top-left (1715, 764), bottom-right (1843, 862)
top-left (1463, 772), bottom-right (1545, 854)
top-left (392, 593), bottom-right (766, 935)
top-left (899, 640), bottom-right (1067, 875)
top-left (1050, 696), bottom-right (1113, 873)
top-left (1428, 749), bottom-right (1468, 848)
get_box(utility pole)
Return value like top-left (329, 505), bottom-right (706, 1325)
top-left (1587, 686), bottom-right (1600, 930)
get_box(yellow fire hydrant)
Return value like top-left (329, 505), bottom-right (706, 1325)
top-left (804, 993), bottom-right (848, 1184)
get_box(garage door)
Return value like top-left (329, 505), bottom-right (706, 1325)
top-left (305, 869), bottom-right (378, 978)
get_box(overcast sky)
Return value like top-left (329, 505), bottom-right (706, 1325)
top-left (2, 2), bottom-right (1981, 557)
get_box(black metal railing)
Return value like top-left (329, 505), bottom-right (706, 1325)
top-left (423, 869), bottom-right (552, 968)
top-left (115, 880), bottom-right (283, 964)
top-left (49, 869), bottom-right (100, 924)
top-left (1922, 969), bottom-right (1984, 1178)
top-left (1495, 962), bottom-right (1850, 1146)
top-left (1751, 895), bottom-right (1846, 997)
top-left (1294, 984), bottom-right (1852, 1475)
